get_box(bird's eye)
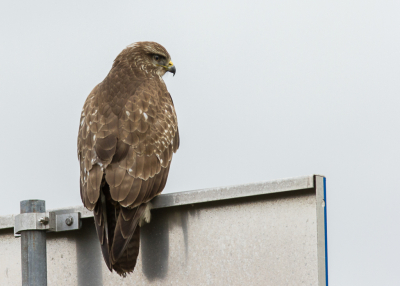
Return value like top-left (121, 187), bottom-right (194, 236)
top-left (153, 55), bottom-right (159, 61)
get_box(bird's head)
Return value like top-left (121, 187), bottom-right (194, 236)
top-left (119, 41), bottom-right (176, 77)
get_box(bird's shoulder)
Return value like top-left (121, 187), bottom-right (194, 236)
top-left (78, 77), bottom-right (179, 171)
top-left (118, 78), bottom-right (179, 159)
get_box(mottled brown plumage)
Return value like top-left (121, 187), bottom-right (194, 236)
top-left (77, 42), bottom-right (179, 276)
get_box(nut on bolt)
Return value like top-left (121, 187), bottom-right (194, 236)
top-left (65, 216), bottom-right (74, 226)
top-left (38, 217), bottom-right (49, 225)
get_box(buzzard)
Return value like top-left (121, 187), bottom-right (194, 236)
top-left (77, 42), bottom-right (179, 276)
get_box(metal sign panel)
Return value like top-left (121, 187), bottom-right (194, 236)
top-left (0, 175), bottom-right (328, 286)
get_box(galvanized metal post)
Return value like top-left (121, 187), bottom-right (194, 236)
top-left (20, 200), bottom-right (47, 286)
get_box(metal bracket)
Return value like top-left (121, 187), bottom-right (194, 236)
top-left (14, 212), bottom-right (81, 237)
top-left (48, 212), bottom-right (81, 233)
top-left (14, 213), bottom-right (48, 236)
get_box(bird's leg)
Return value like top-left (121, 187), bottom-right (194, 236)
top-left (139, 202), bottom-right (152, 227)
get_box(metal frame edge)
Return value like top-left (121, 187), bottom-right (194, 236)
top-left (0, 175), bottom-right (315, 230)
top-left (315, 175), bottom-right (328, 286)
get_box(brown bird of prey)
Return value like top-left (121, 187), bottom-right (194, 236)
top-left (77, 42), bottom-right (179, 276)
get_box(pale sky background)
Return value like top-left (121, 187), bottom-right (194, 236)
top-left (1, 1), bottom-right (399, 285)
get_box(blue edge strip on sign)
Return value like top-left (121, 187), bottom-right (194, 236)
top-left (324, 177), bottom-right (329, 286)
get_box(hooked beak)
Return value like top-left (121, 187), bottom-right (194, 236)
top-left (167, 61), bottom-right (176, 76)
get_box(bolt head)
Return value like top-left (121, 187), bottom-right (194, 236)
top-left (65, 217), bottom-right (74, 226)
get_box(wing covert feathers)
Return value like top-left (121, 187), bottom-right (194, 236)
top-left (78, 63), bottom-right (179, 275)
top-left (78, 79), bottom-right (178, 211)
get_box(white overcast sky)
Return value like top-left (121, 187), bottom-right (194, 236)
top-left (1, 1), bottom-right (399, 285)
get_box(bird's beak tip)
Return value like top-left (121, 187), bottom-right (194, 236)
top-left (168, 65), bottom-right (176, 76)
